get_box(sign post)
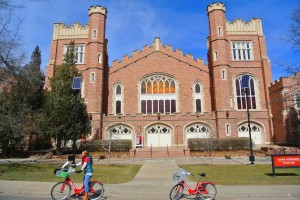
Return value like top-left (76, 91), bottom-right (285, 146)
top-left (271, 154), bottom-right (300, 176)
top-left (71, 77), bottom-right (82, 164)
top-left (241, 75), bottom-right (255, 165)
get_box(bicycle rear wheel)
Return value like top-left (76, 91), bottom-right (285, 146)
top-left (198, 183), bottom-right (217, 200)
top-left (88, 181), bottom-right (104, 200)
top-left (169, 183), bottom-right (184, 200)
top-left (51, 182), bottom-right (71, 200)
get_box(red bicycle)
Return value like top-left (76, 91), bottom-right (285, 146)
top-left (51, 161), bottom-right (104, 200)
top-left (170, 168), bottom-right (217, 200)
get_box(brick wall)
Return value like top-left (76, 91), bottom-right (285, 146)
top-left (45, 3), bottom-right (275, 146)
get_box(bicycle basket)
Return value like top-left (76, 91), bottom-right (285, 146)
top-left (56, 171), bottom-right (69, 178)
top-left (172, 171), bottom-right (186, 182)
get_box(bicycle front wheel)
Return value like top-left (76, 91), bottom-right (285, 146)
top-left (169, 183), bottom-right (184, 200)
top-left (198, 183), bottom-right (217, 200)
top-left (51, 182), bottom-right (71, 200)
top-left (88, 181), bottom-right (104, 200)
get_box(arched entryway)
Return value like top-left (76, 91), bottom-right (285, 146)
top-left (107, 124), bottom-right (133, 140)
top-left (238, 122), bottom-right (264, 144)
top-left (184, 123), bottom-right (212, 145)
top-left (146, 123), bottom-right (172, 147)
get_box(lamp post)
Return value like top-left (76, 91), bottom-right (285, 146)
top-left (241, 75), bottom-right (255, 165)
top-left (71, 77), bottom-right (82, 164)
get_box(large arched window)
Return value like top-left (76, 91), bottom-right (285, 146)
top-left (140, 74), bottom-right (177, 114)
top-left (113, 82), bottom-right (123, 114)
top-left (235, 75), bottom-right (259, 110)
top-left (193, 81), bottom-right (203, 113)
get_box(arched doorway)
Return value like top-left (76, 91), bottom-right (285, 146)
top-left (238, 122), bottom-right (264, 144)
top-left (146, 124), bottom-right (172, 147)
top-left (107, 124), bottom-right (133, 140)
top-left (185, 123), bottom-right (211, 145)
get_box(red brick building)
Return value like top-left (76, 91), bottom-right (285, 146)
top-left (45, 2), bottom-right (274, 147)
top-left (269, 73), bottom-right (300, 145)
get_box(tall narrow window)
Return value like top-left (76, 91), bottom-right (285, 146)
top-left (213, 51), bottom-right (218, 61)
top-left (217, 26), bottom-right (223, 36)
top-left (140, 74), bottom-right (177, 114)
top-left (231, 41), bottom-right (253, 61)
top-left (225, 123), bottom-right (231, 136)
top-left (75, 46), bottom-right (84, 64)
top-left (193, 81), bottom-right (203, 113)
top-left (97, 53), bottom-right (102, 64)
top-left (90, 72), bottom-right (95, 83)
top-left (235, 75), bottom-right (259, 110)
top-left (221, 69), bottom-right (227, 80)
top-left (114, 83), bottom-right (123, 115)
top-left (92, 29), bottom-right (97, 39)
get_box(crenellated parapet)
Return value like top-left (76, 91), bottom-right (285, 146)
top-left (52, 22), bottom-right (89, 40)
top-left (269, 78), bottom-right (284, 87)
top-left (269, 71), bottom-right (300, 87)
top-left (226, 18), bottom-right (263, 36)
top-left (111, 37), bottom-right (205, 72)
top-left (206, 2), bottom-right (226, 13)
top-left (89, 5), bottom-right (107, 16)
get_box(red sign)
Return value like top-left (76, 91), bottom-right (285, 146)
top-left (273, 155), bottom-right (300, 168)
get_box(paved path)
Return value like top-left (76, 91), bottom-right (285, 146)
top-left (104, 159), bottom-right (177, 199)
top-left (0, 157), bottom-right (300, 199)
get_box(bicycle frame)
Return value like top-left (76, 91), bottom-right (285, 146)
top-left (61, 177), bottom-right (102, 195)
top-left (178, 180), bottom-right (212, 195)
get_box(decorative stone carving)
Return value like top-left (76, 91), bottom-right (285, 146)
top-left (53, 23), bottom-right (89, 40)
top-left (226, 19), bottom-right (263, 35)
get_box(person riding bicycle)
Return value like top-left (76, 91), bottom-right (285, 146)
top-left (72, 150), bottom-right (94, 200)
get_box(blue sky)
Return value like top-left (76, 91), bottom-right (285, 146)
top-left (17, 0), bottom-right (299, 81)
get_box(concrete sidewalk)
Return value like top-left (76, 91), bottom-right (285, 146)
top-left (0, 157), bottom-right (299, 199)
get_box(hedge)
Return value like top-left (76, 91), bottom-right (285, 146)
top-left (188, 137), bottom-right (251, 151)
top-left (85, 139), bottom-right (132, 152)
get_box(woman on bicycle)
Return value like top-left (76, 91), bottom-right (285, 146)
top-left (72, 150), bottom-right (94, 200)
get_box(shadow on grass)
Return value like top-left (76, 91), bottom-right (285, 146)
top-left (229, 158), bottom-right (246, 165)
top-left (265, 173), bottom-right (300, 177)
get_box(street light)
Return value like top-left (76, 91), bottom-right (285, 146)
top-left (71, 77), bottom-right (82, 164)
top-left (241, 74), bottom-right (255, 165)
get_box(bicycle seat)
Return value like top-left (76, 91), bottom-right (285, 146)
top-left (198, 173), bottom-right (206, 177)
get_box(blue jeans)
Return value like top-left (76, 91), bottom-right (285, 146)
top-left (83, 174), bottom-right (92, 192)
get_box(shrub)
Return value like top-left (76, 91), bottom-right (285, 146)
top-left (188, 137), bottom-right (251, 151)
top-left (86, 139), bottom-right (132, 152)
top-left (216, 138), bottom-right (231, 151)
top-left (230, 137), bottom-right (250, 150)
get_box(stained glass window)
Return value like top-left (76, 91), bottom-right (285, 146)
top-left (140, 74), bottom-right (177, 114)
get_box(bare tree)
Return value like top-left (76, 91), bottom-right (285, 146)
top-left (287, 8), bottom-right (300, 51)
top-left (203, 129), bottom-right (219, 165)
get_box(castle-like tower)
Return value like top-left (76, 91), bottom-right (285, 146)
top-left (45, 2), bottom-right (275, 147)
top-left (45, 6), bottom-right (108, 139)
top-left (207, 2), bottom-right (273, 143)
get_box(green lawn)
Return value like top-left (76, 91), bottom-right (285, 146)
top-left (0, 163), bottom-right (141, 184)
top-left (180, 164), bottom-right (300, 185)
top-left (1, 163), bottom-right (300, 185)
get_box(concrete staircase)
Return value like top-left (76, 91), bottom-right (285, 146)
top-left (130, 147), bottom-right (190, 158)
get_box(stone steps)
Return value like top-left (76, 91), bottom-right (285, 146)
top-left (130, 147), bottom-right (190, 158)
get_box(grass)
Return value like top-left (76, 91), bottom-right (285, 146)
top-left (1, 163), bottom-right (299, 185)
top-left (180, 164), bottom-right (300, 185)
top-left (0, 163), bottom-right (141, 184)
